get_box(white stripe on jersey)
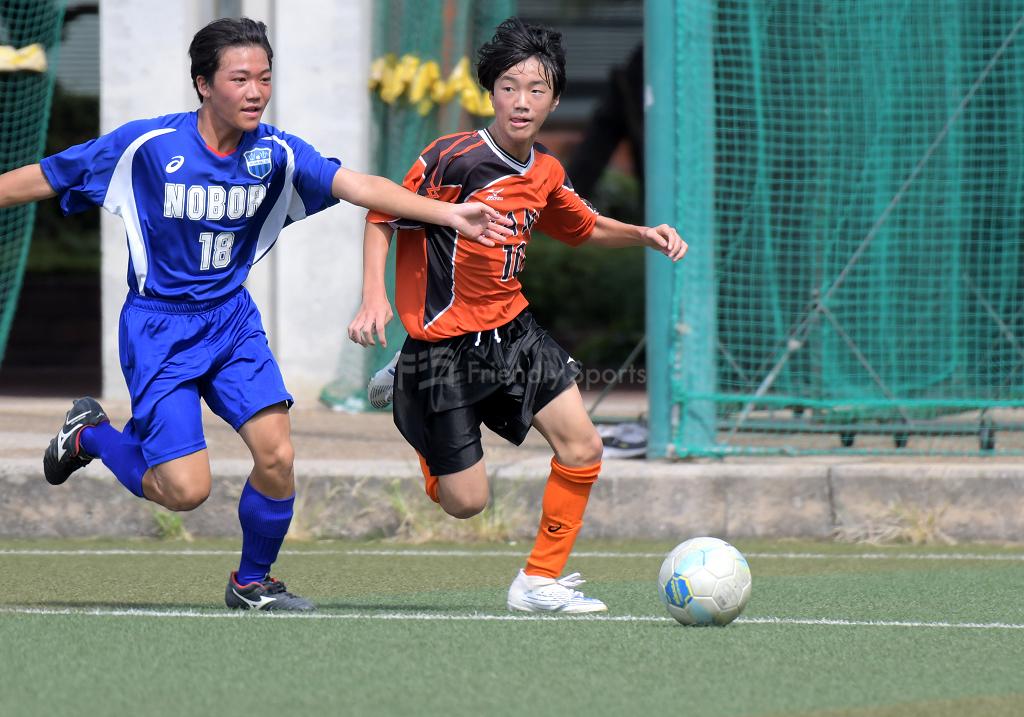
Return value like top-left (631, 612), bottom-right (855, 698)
top-left (560, 183), bottom-right (599, 215)
top-left (286, 177), bottom-right (307, 222)
top-left (478, 129), bottom-right (534, 174)
top-left (421, 225), bottom-right (459, 329)
top-left (253, 136), bottom-right (297, 264)
top-left (102, 128), bottom-right (177, 295)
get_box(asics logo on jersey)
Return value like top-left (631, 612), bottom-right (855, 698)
top-left (231, 588), bottom-right (277, 609)
top-left (485, 187), bottom-right (505, 201)
top-left (163, 183), bottom-right (267, 221)
top-left (243, 147), bottom-right (273, 179)
top-left (164, 155), bottom-right (185, 173)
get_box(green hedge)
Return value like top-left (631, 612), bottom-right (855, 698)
top-left (521, 168), bottom-right (645, 373)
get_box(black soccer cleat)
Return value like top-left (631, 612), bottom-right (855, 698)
top-left (42, 396), bottom-right (109, 485)
top-left (225, 572), bottom-right (316, 612)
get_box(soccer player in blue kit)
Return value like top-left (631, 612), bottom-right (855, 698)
top-left (0, 17), bottom-right (511, 611)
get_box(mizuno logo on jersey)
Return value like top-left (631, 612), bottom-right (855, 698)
top-left (243, 147), bottom-right (273, 179)
top-left (163, 183), bottom-right (267, 221)
top-left (486, 187), bottom-right (505, 201)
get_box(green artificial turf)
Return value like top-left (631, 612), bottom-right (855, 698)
top-left (2, 538), bottom-right (1022, 716)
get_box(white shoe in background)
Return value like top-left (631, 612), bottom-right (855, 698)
top-left (599, 421), bottom-right (647, 459)
top-left (367, 351), bottom-right (400, 409)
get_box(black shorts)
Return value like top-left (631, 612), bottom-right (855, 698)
top-left (393, 310), bottom-right (582, 475)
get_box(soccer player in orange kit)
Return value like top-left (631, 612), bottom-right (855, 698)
top-left (348, 17), bottom-right (686, 613)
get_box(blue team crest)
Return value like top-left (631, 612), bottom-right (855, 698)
top-left (243, 147), bottom-right (273, 179)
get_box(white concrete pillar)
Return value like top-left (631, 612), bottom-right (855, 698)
top-left (99, 0), bottom-right (372, 405)
top-left (247, 0), bottom-right (373, 403)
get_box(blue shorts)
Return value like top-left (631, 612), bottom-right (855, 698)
top-left (118, 287), bottom-right (293, 466)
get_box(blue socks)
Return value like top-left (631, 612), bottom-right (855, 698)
top-left (236, 480), bottom-right (294, 584)
top-left (80, 422), bottom-right (148, 498)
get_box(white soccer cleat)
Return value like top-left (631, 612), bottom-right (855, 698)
top-left (507, 569), bottom-right (608, 614)
top-left (598, 421), bottom-right (647, 459)
top-left (367, 351), bottom-right (400, 409)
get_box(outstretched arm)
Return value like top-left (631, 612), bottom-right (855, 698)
top-left (587, 215), bottom-right (688, 261)
top-left (0, 164), bottom-right (56, 209)
top-left (331, 167), bottom-right (511, 246)
top-left (347, 220), bottom-right (395, 347)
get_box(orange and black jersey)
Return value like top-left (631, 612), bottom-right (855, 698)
top-left (367, 128), bottom-right (598, 341)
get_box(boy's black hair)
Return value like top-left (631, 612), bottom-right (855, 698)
top-left (476, 17), bottom-right (566, 97)
top-left (188, 17), bottom-right (273, 103)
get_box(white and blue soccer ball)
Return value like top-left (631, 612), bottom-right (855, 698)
top-left (658, 537), bottom-right (752, 626)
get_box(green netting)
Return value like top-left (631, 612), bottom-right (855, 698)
top-left (0, 0), bottom-right (64, 366)
top-left (320, 0), bottom-right (514, 409)
top-left (659, 0), bottom-right (1024, 455)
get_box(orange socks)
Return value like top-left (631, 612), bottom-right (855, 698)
top-left (525, 457), bottom-right (601, 579)
top-left (417, 452), bottom-right (600, 579)
top-left (417, 453), bottom-right (440, 504)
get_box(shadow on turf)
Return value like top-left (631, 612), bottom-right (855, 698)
top-left (26, 600), bottom-right (491, 614)
top-left (309, 600), bottom-right (488, 613)
top-left (28, 601), bottom-right (219, 612)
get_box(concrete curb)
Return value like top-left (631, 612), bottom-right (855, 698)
top-left (830, 464), bottom-right (1024, 542)
top-left (2, 459), bottom-right (1023, 541)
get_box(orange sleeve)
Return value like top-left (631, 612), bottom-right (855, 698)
top-left (535, 166), bottom-right (599, 246)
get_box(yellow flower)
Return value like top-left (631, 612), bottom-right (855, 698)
top-left (370, 54), bottom-right (492, 116)
top-left (380, 54), bottom-right (420, 103)
top-left (409, 61), bottom-right (440, 103)
top-left (367, 54), bottom-right (394, 90)
top-left (416, 98), bottom-right (435, 116)
top-left (0, 44), bottom-right (48, 73)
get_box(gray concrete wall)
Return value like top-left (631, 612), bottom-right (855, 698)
top-left (4, 458), bottom-right (1023, 542)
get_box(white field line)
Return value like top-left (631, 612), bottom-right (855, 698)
top-left (0, 605), bottom-right (1022, 630)
top-left (1, 548), bottom-right (1024, 562)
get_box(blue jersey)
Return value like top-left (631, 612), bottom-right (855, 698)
top-left (41, 111), bottom-right (340, 301)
